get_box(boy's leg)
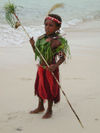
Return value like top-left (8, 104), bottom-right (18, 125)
top-left (30, 98), bottom-right (45, 114)
top-left (42, 100), bottom-right (53, 119)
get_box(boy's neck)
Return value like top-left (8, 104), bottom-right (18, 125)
top-left (46, 32), bottom-right (59, 38)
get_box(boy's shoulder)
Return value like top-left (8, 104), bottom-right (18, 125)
top-left (58, 34), bottom-right (67, 42)
top-left (58, 34), bottom-right (65, 38)
top-left (38, 34), bottom-right (46, 40)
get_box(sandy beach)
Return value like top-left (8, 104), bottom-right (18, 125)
top-left (0, 20), bottom-right (100, 133)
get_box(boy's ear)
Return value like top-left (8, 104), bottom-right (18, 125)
top-left (56, 26), bottom-right (60, 31)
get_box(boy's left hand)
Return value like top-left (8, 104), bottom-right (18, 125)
top-left (48, 64), bottom-right (57, 72)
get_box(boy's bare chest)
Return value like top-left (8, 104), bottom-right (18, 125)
top-left (45, 38), bottom-right (61, 49)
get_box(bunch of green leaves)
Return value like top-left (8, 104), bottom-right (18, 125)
top-left (35, 39), bottom-right (54, 63)
top-left (4, 3), bottom-right (16, 28)
top-left (35, 35), bottom-right (71, 63)
top-left (55, 37), bottom-right (71, 59)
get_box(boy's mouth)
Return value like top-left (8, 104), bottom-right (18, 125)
top-left (46, 30), bottom-right (50, 35)
top-left (46, 29), bottom-right (49, 32)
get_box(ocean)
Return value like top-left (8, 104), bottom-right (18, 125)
top-left (0, 0), bottom-right (100, 46)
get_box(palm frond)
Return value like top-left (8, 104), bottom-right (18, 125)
top-left (4, 3), bottom-right (16, 14)
top-left (5, 12), bottom-right (15, 27)
top-left (4, 3), bottom-right (17, 28)
top-left (48, 3), bottom-right (64, 15)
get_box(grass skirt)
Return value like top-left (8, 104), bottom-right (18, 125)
top-left (35, 65), bottom-right (60, 103)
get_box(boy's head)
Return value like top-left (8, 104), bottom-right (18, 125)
top-left (47, 14), bottom-right (62, 28)
top-left (44, 14), bottom-right (62, 35)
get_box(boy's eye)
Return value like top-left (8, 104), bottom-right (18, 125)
top-left (49, 24), bottom-right (53, 26)
top-left (45, 23), bottom-right (48, 26)
top-left (45, 23), bottom-right (53, 27)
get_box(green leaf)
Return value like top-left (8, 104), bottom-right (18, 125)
top-left (4, 3), bottom-right (16, 28)
top-left (4, 3), bottom-right (16, 14)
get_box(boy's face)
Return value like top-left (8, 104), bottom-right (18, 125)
top-left (44, 19), bottom-right (59, 36)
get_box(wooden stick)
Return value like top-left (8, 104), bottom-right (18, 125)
top-left (14, 13), bottom-right (30, 38)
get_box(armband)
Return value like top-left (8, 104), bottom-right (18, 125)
top-left (58, 51), bottom-right (66, 59)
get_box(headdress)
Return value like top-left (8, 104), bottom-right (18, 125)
top-left (45, 16), bottom-right (61, 24)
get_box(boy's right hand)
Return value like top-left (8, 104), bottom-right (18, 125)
top-left (30, 37), bottom-right (35, 47)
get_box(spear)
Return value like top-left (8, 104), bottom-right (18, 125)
top-left (4, 2), bottom-right (84, 128)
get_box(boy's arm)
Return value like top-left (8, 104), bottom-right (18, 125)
top-left (29, 37), bottom-right (35, 52)
top-left (55, 51), bottom-right (66, 66)
top-left (48, 51), bottom-right (66, 72)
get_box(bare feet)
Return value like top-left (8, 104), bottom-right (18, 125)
top-left (30, 107), bottom-right (45, 114)
top-left (42, 110), bottom-right (52, 119)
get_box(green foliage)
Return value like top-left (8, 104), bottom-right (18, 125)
top-left (58, 37), bottom-right (71, 59)
top-left (35, 39), bottom-right (54, 63)
top-left (35, 35), bottom-right (71, 63)
top-left (4, 3), bottom-right (16, 14)
top-left (4, 3), bottom-right (16, 28)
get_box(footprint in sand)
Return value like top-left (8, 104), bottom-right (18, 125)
top-left (87, 95), bottom-right (96, 100)
top-left (20, 77), bottom-right (32, 80)
top-left (65, 77), bottom-right (85, 80)
top-left (94, 118), bottom-right (99, 121)
top-left (7, 112), bottom-right (18, 120)
top-left (72, 77), bottom-right (85, 80)
top-left (8, 115), bottom-right (17, 120)
top-left (16, 128), bottom-right (23, 132)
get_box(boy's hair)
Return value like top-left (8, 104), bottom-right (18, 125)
top-left (44, 14), bottom-right (62, 28)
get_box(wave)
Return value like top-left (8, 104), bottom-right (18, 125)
top-left (0, 24), bottom-right (45, 47)
top-left (63, 11), bottom-right (100, 28)
top-left (0, 11), bottom-right (100, 47)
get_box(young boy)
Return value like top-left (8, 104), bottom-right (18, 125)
top-left (29, 14), bottom-right (70, 119)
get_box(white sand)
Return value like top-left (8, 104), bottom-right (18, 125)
top-left (0, 20), bottom-right (100, 133)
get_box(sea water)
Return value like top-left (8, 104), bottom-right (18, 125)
top-left (0, 0), bottom-right (100, 46)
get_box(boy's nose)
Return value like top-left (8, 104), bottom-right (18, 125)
top-left (46, 25), bottom-right (49, 28)
top-left (46, 26), bottom-right (49, 30)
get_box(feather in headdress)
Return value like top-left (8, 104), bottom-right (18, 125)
top-left (48, 3), bottom-right (64, 15)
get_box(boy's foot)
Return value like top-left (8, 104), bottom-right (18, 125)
top-left (42, 110), bottom-right (52, 119)
top-left (30, 107), bottom-right (45, 114)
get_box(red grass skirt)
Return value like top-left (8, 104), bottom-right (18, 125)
top-left (35, 65), bottom-right (60, 103)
